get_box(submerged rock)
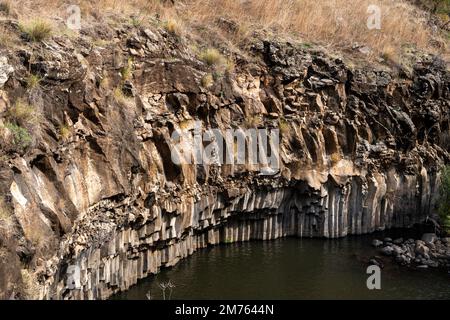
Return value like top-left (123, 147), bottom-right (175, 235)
top-left (422, 233), bottom-right (438, 244)
top-left (372, 239), bottom-right (383, 247)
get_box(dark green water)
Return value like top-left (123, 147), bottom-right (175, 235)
top-left (113, 231), bottom-right (450, 300)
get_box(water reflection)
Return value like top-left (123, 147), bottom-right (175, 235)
top-left (113, 234), bottom-right (450, 300)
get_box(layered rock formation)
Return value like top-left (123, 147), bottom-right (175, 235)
top-left (0, 21), bottom-right (448, 299)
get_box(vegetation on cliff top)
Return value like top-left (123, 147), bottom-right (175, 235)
top-left (0, 0), bottom-right (447, 60)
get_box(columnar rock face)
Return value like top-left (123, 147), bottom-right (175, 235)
top-left (0, 22), bottom-right (448, 299)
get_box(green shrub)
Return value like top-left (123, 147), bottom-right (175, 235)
top-left (438, 165), bottom-right (450, 235)
top-left (4, 123), bottom-right (32, 151)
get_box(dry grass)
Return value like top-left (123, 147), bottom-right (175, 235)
top-left (19, 19), bottom-right (53, 42)
top-left (201, 73), bottom-right (214, 88)
top-left (20, 269), bottom-right (40, 300)
top-left (5, 0), bottom-right (447, 58)
top-left (199, 48), bottom-right (225, 66)
top-left (164, 17), bottom-right (183, 36)
top-left (113, 86), bottom-right (133, 104)
top-left (186, 0), bottom-right (441, 57)
top-left (278, 118), bottom-right (290, 136)
top-left (59, 124), bottom-right (71, 141)
top-left (6, 99), bottom-right (39, 126)
top-left (120, 57), bottom-right (134, 81)
top-left (0, 27), bottom-right (19, 48)
top-left (25, 74), bottom-right (41, 89)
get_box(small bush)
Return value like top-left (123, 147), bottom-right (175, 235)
top-left (59, 125), bottom-right (71, 141)
top-left (20, 269), bottom-right (40, 300)
top-left (4, 123), bottom-right (32, 151)
top-left (278, 118), bottom-right (290, 135)
top-left (130, 16), bottom-right (143, 27)
top-left (201, 73), bottom-right (214, 88)
top-left (244, 114), bottom-right (263, 128)
top-left (25, 74), bottom-right (41, 89)
top-left (164, 18), bottom-right (182, 36)
top-left (438, 165), bottom-right (450, 235)
top-left (6, 100), bottom-right (38, 126)
top-left (113, 87), bottom-right (132, 104)
top-left (120, 58), bottom-right (134, 81)
top-left (20, 20), bottom-right (53, 42)
top-left (330, 152), bottom-right (341, 165)
top-left (199, 48), bottom-right (225, 66)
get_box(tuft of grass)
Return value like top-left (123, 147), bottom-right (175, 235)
top-left (20, 19), bottom-right (53, 42)
top-left (25, 74), bottom-right (41, 89)
top-left (201, 73), bottom-right (214, 88)
top-left (381, 45), bottom-right (398, 63)
top-left (20, 269), bottom-right (40, 300)
top-left (199, 48), bottom-right (225, 66)
top-left (113, 87), bottom-right (132, 104)
top-left (6, 100), bottom-right (38, 126)
top-left (4, 122), bottom-right (32, 151)
top-left (330, 152), bottom-right (341, 165)
top-left (120, 58), bottom-right (134, 81)
top-left (244, 114), bottom-right (263, 128)
top-left (278, 118), bottom-right (290, 136)
top-left (130, 16), bottom-right (143, 27)
top-left (163, 18), bottom-right (182, 36)
top-left (59, 124), bottom-right (71, 141)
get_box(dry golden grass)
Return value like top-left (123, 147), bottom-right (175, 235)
top-left (25, 74), bottom-right (41, 89)
top-left (201, 73), bottom-right (214, 88)
top-left (19, 19), bottom-right (53, 42)
top-left (5, 0), bottom-right (448, 58)
top-left (120, 57), bottom-right (134, 81)
top-left (164, 17), bottom-right (183, 36)
top-left (6, 99), bottom-right (39, 126)
top-left (59, 124), bottom-right (71, 141)
top-left (20, 269), bottom-right (40, 300)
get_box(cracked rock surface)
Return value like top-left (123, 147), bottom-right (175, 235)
top-left (0, 21), bottom-right (448, 299)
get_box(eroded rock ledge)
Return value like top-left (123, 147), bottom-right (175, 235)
top-left (0, 22), bottom-right (448, 299)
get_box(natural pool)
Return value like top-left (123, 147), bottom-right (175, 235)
top-left (113, 230), bottom-right (450, 300)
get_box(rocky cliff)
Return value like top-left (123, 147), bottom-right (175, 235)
top-left (0, 20), bottom-right (448, 300)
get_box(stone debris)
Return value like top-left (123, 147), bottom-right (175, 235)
top-left (373, 233), bottom-right (450, 269)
